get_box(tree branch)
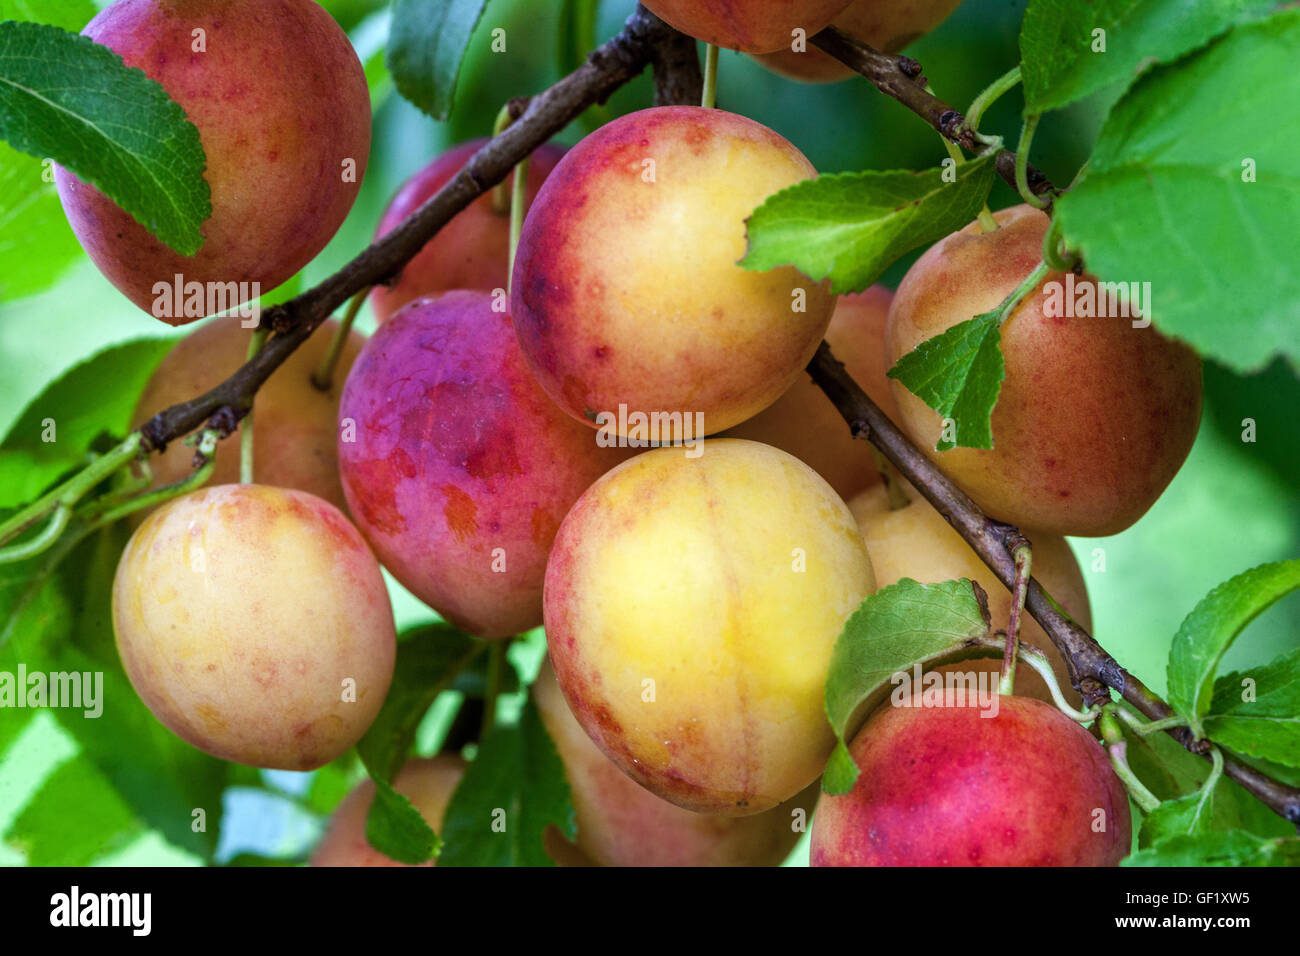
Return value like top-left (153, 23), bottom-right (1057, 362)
top-left (808, 343), bottom-right (1300, 825)
top-left (139, 4), bottom-right (675, 453)
top-left (811, 27), bottom-right (1055, 204)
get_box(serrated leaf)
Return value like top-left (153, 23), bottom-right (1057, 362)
top-left (1138, 789), bottom-right (1215, 849)
top-left (0, 21), bottom-right (210, 255)
top-left (742, 156), bottom-right (997, 295)
top-left (0, 139), bottom-right (82, 302)
top-left (1020, 0), bottom-right (1274, 114)
top-left (386, 0), bottom-right (488, 120)
top-left (1124, 830), bottom-right (1300, 867)
top-left (364, 777), bottom-right (438, 865)
top-left (438, 698), bottom-right (574, 866)
top-left (886, 310), bottom-right (1004, 451)
top-left (1167, 561), bottom-right (1300, 736)
top-left (1117, 702), bottom-right (1294, 840)
top-left (822, 578), bottom-right (995, 794)
top-left (356, 623), bottom-right (481, 782)
top-left (1054, 10), bottom-right (1300, 372)
top-left (1202, 647), bottom-right (1300, 767)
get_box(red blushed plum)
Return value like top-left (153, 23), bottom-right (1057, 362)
top-left (722, 286), bottom-right (898, 500)
top-left (887, 204), bottom-right (1203, 537)
top-left (641, 0), bottom-right (854, 53)
top-left (56, 0), bottom-right (370, 322)
top-left (511, 106), bottom-right (835, 437)
top-left (311, 756), bottom-right (466, 867)
top-left (337, 291), bottom-right (631, 639)
top-left (370, 141), bottom-right (566, 324)
top-left (112, 484), bottom-right (396, 770)
top-left (811, 695), bottom-right (1132, 866)
top-left (753, 0), bottom-right (965, 82)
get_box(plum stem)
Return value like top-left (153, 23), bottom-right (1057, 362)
top-left (0, 433), bottom-right (141, 550)
top-left (312, 287), bottom-right (368, 392)
top-left (701, 44), bottom-right (719, 108)
top-left (1015, 114), bottom-right (1050, 210)
top-left (1001, 537), bottom-right (1032, 692)
top-left (928, 103), bottom-right (999, 233)
top-left (965, 64), bottom-right (1021, 136)
top-left (241, 328), bottom-right (270, 485)
top-left (508, 154), bottom-right (531, 293)
top-left (491, 103), bottom-right (516, 215)
top-left (1100, 710), bottom-right (1163, 813)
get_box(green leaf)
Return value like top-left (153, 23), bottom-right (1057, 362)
top-left (1020, 0), bottom-right (1274, 114)
top-left (0, 139), bottom-right (82, 302)
top-left (886, 310), bottom-right (1004, 451)
top-left (364, 777), bottom-right (438, 865)
top-left (356, 623), bottom-right (481, 782)
top-left (0, 21), bottom-right (210, 254)
top-left (0, 0), bottom-right (97, 31)
top-left (1202, 647), bottom-right (1300, 767)
top-left (741, 156), bottom-right (997, 295)
top-left (1138, 789), bottom-right (1215, 849)
top-left (1167, 561), bottom-right (1300, 736)
top-left (1117, 704), bottom-right (1294, 840)
top-left (1054, 10), bottom-right (1300, 372)
top-left (822, 578), bottom-right (994, 794)
top-left (1124, 830), bottom-right (1300, 867)
top-left (0, 337), bottom-right (173, 508)
top-left (438, 698), bottom-right (574, 866)
top-left (386, 0), bottom-right (488, 120)
top-left (5, 756), bottom-right (142, 865)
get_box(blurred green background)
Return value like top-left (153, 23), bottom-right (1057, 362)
top-left (0, 0), bottom-right (1295, 866)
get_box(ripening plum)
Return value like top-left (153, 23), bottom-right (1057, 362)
top-left (849, 480), bottom-right (1090, 705)
top-left (544, 439), bottom-right (875, 815)
top-left (886, 205), bottom-right (1202, 537)
top-left (112, 484), bottom-right (396, 770)
top-left (641, 0), bottom-right (855, 54)
top-left (754, 0), bottom-right (965, 82)
top-left (311, 757), bottom-right (466, 867)
top-left (337, 291), bottom-right (631, 639)
top-left (132, 316), bottom-right (363, 515)
top-left (722, 286), bottom-right (897, 500)
top-left (511, 106), bottom-right (835, 437)
top-left (370, 141), bottom-right (566, 324)
top-left (56, 0), bottom-right (370, 321)
top-left (810, 694), bottom-right (1132, 866)
top-left (535, 659), bottom-right (818, 865)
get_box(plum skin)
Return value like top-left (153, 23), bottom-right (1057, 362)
top-left (112, 484), bottom-right (396, 771)
top-left (337, 291), bottom-right (631, 639)
top-left (544, 439), bottom-right (876, 816)
top-left (534, 658), bottom-right (818, 866)
top-left (811, 694), bottom-right (1132, 866)
top-left (886, 204), bottom-right (1203, 537)
top-left (511, 106), bottom-right (836, 437)
top-left (56, 0), bottom-right (371, 321)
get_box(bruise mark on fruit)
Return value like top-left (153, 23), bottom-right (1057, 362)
top-left (442, 485), bottom-right (478, 542)
top-left (345, 455), bottom-right (408, 534)
top-left (531, 506), bottom-right (557, 546)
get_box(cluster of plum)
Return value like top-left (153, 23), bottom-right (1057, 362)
top-left (71, 0), bottom-right (1203, 866)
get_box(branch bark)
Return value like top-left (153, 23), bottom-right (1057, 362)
top-left (139, 4), bottom-right (674, 453)
top-left (811, 27), bottom-right (1055, 203)
top-left (808, 343), bottom-right (1300, 825)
